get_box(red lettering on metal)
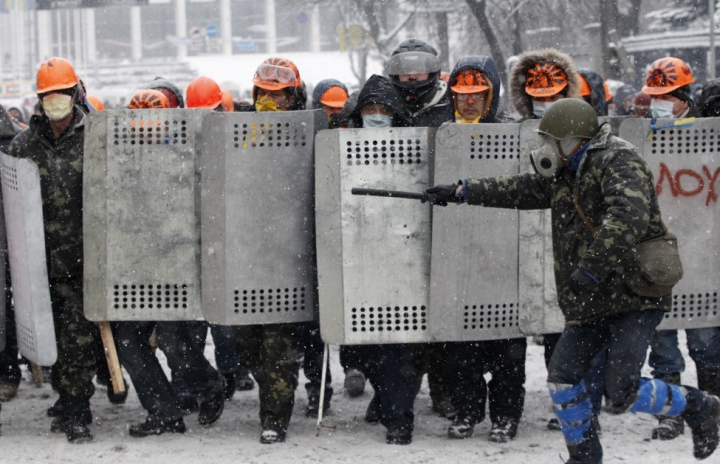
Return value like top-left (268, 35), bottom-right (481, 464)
top-left (655, 163), bottom-right (678, 196)
top-left (703, 166), bottom-right (720, 206)
top-left (674, 169), bottom-right (704, 196)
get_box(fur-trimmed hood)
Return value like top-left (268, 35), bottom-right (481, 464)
top-left (510, 48), bottom-right (580, 119)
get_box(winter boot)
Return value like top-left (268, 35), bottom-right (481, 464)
top-left (129, 415), bottom-right (186, 438)
top-left (198, 388), bottom-right (225, 426)
top-left (386, 427), bottom-right (412, 445)
top-left (653, 373), bottom-right (684, 440)
top-left (260, 426), bottom-right (286, 444)
top-left (178, 395), bottom-right (199, 415)
top-left (489, 417), bottom-right (519, 443)
top-left (52, 397), bottom-right (94, 444)
top-left (365, 394), bottom-right (381, 424)
top-left (447, 415), bottom-right (476, 439)
top-left (344, 368), bottom-right (366, 397)
top-left (305, 391), bottom-right (331, 418)
top-left (689, 395), bottom-right (720, 460)
top-left (432, 397), bottom-right (456, 419)
top-left (223, 373), bottom-right (237, 400)
top-left (235, 368), bottom-right (255, 391)
top-left (698, 367), bottom-right (720, 397)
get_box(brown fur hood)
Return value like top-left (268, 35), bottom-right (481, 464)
top-left (510, 48), bottom-right (580, 118)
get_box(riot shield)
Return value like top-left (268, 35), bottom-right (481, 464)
top-left (199, 110), bottom-right (326, 325)
top-left (316, 127), bottom-right (436, 345)
top-left (429, 123), bottom-right (524, 342)
top-left (0, 153), bottom-right (55, 364)
top-left (84, 109), bottom-right (206, 321)
top-left (619, 117), bottom-right (720, 331)
top-left (517, 119), bottom-right (565, 336)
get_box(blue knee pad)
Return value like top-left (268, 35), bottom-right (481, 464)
top-left (549, 381), bottom-right (593, 444)
top-left (628, 378), bottom-right (686, 416)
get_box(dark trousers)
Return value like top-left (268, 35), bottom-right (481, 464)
top-left (295, 321), bottom-right (332, 405)
top-left (548, 309), bottom-right (713, 464)
top-left (355, 344), bottom-right (416, 432)
top-left (112, 321), bottom-right (182, 420)
top-left (445, 337), bottom-right (527, 423)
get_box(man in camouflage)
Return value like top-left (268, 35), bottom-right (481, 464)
top-left (7, 57), bottom-right (99, 443)
top-left (425, 99), bottom-right (720, 463)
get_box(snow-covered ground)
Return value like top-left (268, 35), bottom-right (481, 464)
top-left (0, 332), bottom-right (705, 463)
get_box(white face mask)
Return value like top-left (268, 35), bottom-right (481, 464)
top-left (42, 93), bottom-right (74, 121)
top-left (650, 99), bottom-right (676, 119)
top-left (362, 113), bottom-right (392, 128)
top-left (532, 100), bottom-right (555, 118)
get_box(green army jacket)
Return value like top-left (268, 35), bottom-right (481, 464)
top-left (465, 123), bottom-right (671, 325)
top-left (8, 107), bottom-right (86, 282)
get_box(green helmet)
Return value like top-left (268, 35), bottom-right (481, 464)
top-left (537, 98), bottom-right (599, 140)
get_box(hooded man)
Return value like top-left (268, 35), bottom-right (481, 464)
top-left (348, 74), bottom-right (409, 129)
top-left (312, 79), bottom-right (349, 128)
top-left (510, 48), bottom-right (581, 120)
top-left (578, 70), bottom-right (609, 117)
top-left (146, 76), bottom-right (185, 108)
top-left (614, 84), bottom-right (639, 116)
top-left (442, 55), bottom-right (527, 444)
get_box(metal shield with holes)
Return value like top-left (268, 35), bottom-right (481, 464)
top-left (316, 127), bottom-right (435, 345)
top-left (199, 110), bottom-right (326, 325)
top-left (0, 152), bottom-right (55, 364)
top-left (619, 117), bottom-right (720, 330)
top-left (517, 119), bottom-right (565, 336)
top-left (429, 123), bottom-right (524, 342)
top-left (83, 109), bottom-right (205, 321)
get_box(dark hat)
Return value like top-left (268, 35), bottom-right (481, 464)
top-left (146, 76), bottom-right (185, 108)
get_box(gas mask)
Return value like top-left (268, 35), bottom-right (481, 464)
top-left (362, 113), bottom-right (392, 128)
top-left (530, 135), bottom-right (587, 178)
top-left (255, 96), bottom-right (285, 113)
top-left (532, 100), bottom-right (556, 118)
top-left (42, 93), bottom-right (74, 121)
top-left (649, 99), bottom-right (675, 119)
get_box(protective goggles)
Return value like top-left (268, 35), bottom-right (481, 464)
top-left (254, 63), bottom-right (298, 86)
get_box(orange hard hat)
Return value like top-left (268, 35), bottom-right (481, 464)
top-left (221, 89), bottom-right (234, 112)
top-left (603, 82), bottom-right (612, 102)
top-left (524, 62), bottom-right (568, 97)
top-left (252, 57), bottom-right (301, 91)
top-left (186, 76), bottom-right (223, 109)
top-left (86, 95), bottom-right (105, 111)
top-left (642, 57), bottom-right (695, 95)
top-left (319, 86), bottom-right (348, 108)
top-left (451, 69), bottom-right (490, 94)
top-left (36, 57), bottom-right (79, 94)
top-left (578, 75), bottom-right (591, 97)
top-left (128, 89), bottom-right (170, 109)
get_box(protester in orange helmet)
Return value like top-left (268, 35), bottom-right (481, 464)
top-left (578, 70), bottom-right (609, 116)
top-left (509, 48), bottom-right (580, 119)
top-left (311, 79), bottom-right (348, 127)
top-left (146, 76), bottom-right (185, 108)
top-left (86, 95), bottom-right (105, 111)
top-left (251, 56), bottom-right (307, 113)
top-left (642, 57), bottom-right (697, 119)
top-left (128, 89), bottom-right (170, 109)
top-left (186, 76), bottom-right (224, 110)
top-left (221, 89), bottom-right (235, 112)
top-left (7, 57), bottom-right (100, 444)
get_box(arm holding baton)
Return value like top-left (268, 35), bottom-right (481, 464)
top-left (352, 184), bottom-right (464, 206)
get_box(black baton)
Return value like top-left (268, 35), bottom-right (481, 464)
top-left (351, 187), bottom-right (427, 201)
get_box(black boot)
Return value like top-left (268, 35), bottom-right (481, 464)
top-left (198, 388), bottom-right (225, 426)
top-left (690, 395), bottom-right (720, 460)
top-left (386, 427), bottom-right (412, 445)
top-left (698, 367), bottom-right (720, 397)
top-left (129, 415), bottom-right (186, 438)
top-left (52, 397), bottom-right (93, 444)
top-left (653, 373), bottom-right (684, 440)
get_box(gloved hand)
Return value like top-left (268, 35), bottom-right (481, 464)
top-left (423, 184), bottom-right (460, 206)
top-left (569, 268), bottom-right (600, 295)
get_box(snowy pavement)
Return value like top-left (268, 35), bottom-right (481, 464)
top-left (0, 334), bottom-right (704, 464)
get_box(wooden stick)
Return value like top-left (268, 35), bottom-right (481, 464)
top-left (98, 321), bottom-right (125, 394)
top-left (30, 362), bottom-right (43, 386)
top-left (315, 344), bottom-right (336, 436)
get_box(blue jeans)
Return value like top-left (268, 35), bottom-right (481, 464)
top-left (650, 327), bottom-right (720, 376)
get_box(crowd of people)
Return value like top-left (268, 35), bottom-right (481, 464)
top-left (0, 37), bottom-right (719, 464)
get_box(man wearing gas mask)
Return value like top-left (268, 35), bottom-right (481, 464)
top-left (424, 99), bottom-right (720, 463)
top-left (509, 48), bottom-right (580, 120)
top-left (7, 57), bottom-right (100, 444)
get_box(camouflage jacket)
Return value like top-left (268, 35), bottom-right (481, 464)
top-left (465, 123), bottom-right (671, 324)
top-left (8, 107), bottom-right (85, 282)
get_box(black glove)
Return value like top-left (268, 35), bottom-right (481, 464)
top-left (568, 268), bottom-right (599, 295)
top-left (423, 184), bottom-right (460, 206)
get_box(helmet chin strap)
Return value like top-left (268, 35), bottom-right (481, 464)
top-left (554, 139), bottom-right (586, 165)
